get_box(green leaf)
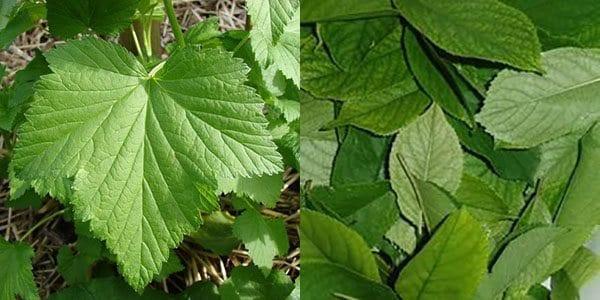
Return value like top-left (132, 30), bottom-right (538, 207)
top-left (462, 154), bottom-right (526, 215)
top-left (0, 51), bottom-right (50, 131)
top-left (307, 181), bottom-right (399, 246)
top-left (184, 17), bottom-right (222, 48)
top-left (11, 38), bottom-right (282, 291)
top-left (449, 119), bottom-right (540, 182)
top-left (153, 251), bottom-right (183, 282)
top-left (299, 91), bottom-right (337, 186)
top-left (0, 0), bottom-right (16, 30)
top-left (476, 226), bottom-right (568, 299)
top-left (0, 2), bottom-right (45, 49)
top-left (302, 18), bottom-right (416, 103)
top-left (233, 209), bottom-right (289, 269)
top-left (477, 48), bottom-right (600, 148)
top-left (301, 0), bottom-right (396, 22)
top-left (389, 105), bottom-right (463, 229)
top-left (219, 174), bottom-right (284, 208)
top-left (326, 86), bottom-right (430, 135)
top-left (416, 180), bottom-right (458, 229)
top-left (535, 134), bottom-right (580, 214)
top-left (502, 0), bottom-right (600, 49)
top-left (189, 211), bottom-right (240, 256)
top-left (455, 174), bottom-right (517, 220)
top-left (385, 218), bottom-right (417, 255)
top-left (331, 128), bottom-right (390, 186)
top-left (57, 236), bottom-right (104, 284)
top-left (551, 270), bottom-right (579, 300)
top-left (46, 0), bottom-right (140, 38)
top-left (248, 0), bottom-right (300, 85)
top-left (300, 210), bottom-right (397, 299)
top-left (48, 277), bottom-right (168, 300)
top-left (551, 246), bottom-right (600, 300)
top-left (179, 282), bottom-right (220, 300)
top-left (395, 209), bottom-right (489, 300)
top-left (394, 0), bottom-right (542, 71)
top-left (0, 239), bottom-right (38, 300)
top-left (218, 266), bottom-right (295, 300)
top-left (404, 28), bottom-right (471, 123)
top-left (555, 124), bottom-right (600, 228)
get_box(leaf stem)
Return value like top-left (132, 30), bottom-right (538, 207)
top-left (130, 25), bottom-right (147, 64)
top-left (19, 209), bottom-right (67, 242)
top-left (163, 0), bottom-right (185, 48)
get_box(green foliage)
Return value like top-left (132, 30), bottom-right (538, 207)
top-left (0, 239), bottom-right (38, 300)
top-left (301, 1), bottom-right (600, 298)
top-left (232, 207), bottom-right (289, 269)
top-left (300, 210), bottom-right (397, 299)
top-left (46, 0), bottom-right (140, 38)
top-left (0, 1), bottom-right (297, 297)
top-left (0, 2), bottom-right (45, 49)
top-left (247, 0), bottom-right (299, 86)
top-left (395, 209), bottom-right (489, 300)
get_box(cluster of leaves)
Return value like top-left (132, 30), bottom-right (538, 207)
top-left (1, 0), bottom-right (299, 298)
top-left (300, 0), bottom-right (600, 299)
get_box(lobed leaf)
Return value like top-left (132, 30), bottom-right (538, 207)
top-left (11, 38), bottom-right (282, 290)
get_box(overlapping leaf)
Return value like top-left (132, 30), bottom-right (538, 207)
top-left (0, 239), bottom-right (38, 300)
top-left (477, 48), bottom-right (600, 148)
top-left (395, 209), bottom-right (489, 300)
top-left (248, 0), bottom-right (300, 85)
top-left (46, 0), bottom-right (140, 38)
top-left (389, 105), bottom-right (463, 229)
top-left (395, 0), bottom-right (542, 71)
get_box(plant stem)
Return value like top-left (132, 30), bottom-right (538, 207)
top-left (19, 209), bottom-right (67, 242)
top-left (130, 25), bottom-right (147, 64)
top-left (163, 0), bottom-right (185, 48)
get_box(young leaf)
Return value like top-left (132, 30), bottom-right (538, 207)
top-left (389, 105), bottom-right (463, 229)
top-left (188, 211), bottom-right (239, 256)
top-left (300, 210), bottom-right (397, 299)
top-left (394, 0), bottom-right (542, 72)
top-left (477, 48), bottom-right (600, 148)
top-left (0, 239), bottom-right (38, 300)
top-left (395, 209), bottom-right (489, 300)
top-left (232, 208), bottom-right (289, 269)
top-left (11, 38), bottom-right (282, 291)
top-left (46, 0), bottom-right (140, 38)
top-left (218, 174), bottom-right (284, 208)
top-left (248, 0), bottom-right (300, 85)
